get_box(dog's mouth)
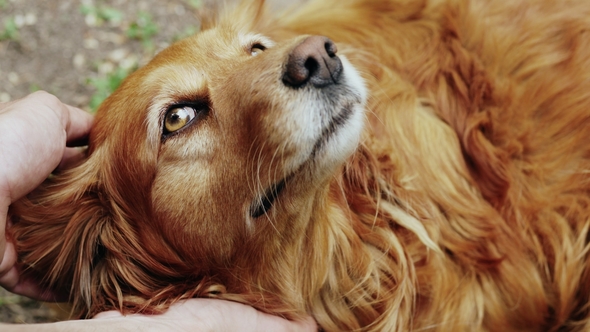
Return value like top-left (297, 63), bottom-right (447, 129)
top-left (249, 104), bottom-right (355, 219)
top-left (311, 104), bottom-right (354, 157)
top-left (249, 178), bottom-right (288, 218)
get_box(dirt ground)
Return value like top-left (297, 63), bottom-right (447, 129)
top-left (0, 0), bottom-right (206, 324)
top-left (0, 0), bottom-right (206, 109)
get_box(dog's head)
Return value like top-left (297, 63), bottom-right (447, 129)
top-left (11, 1), bottom-right (366, 316)
top-left (92, 20), bottom-right (366, 265)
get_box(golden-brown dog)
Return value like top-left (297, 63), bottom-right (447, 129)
top-left (9, 0), bottom-right (590, 330)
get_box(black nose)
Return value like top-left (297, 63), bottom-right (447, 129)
top-left (282, 36), bottom-right (343, 88)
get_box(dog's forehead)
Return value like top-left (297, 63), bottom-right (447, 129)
top-left (137, 28), bottom-right (273, 134)
top-left (143, 64), bottom-right (207, 99)
top-left (170, 27), bottom-right (271, 60)
top-left (97, 26), bottom-right (276, 153)
top-left (141, 28), bottom-right (270, 92)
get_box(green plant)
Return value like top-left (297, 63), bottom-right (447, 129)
top-left (0, 17), bottom-right (19, 41)
top-left (173, 25), bottom-right (199, 42)
top-left (29, 83), bottom-right (40, 93)
top-left (185, 0), bottom-right (202, 9)
top-left (87, 66), bottom-right (134, 112)
top-left (80, 4), bottom-right (124, 25)
top-left (0, 294), bottom-right (18, 306)
top-left (126, 11), bottom-right (159, 50)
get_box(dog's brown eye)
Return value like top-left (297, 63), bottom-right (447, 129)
top-left (164, 106), bottom-right (196, 133)
top-left (250, 43), bottom-right (266, 56)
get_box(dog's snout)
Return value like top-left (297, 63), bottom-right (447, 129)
top-left (282, 36), bottom-right (343, 88)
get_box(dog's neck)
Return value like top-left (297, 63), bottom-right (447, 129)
top-left (221, 146), bottom-right (425, 330)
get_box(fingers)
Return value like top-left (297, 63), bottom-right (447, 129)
top-left (0, 241), bottom-right (17, 289)
top-left (180, 299), bottom-right (318, 332)
top-left (58, 147), bottom-right (88, 170)
top-left (0, 197), bottom-right (9, 283)
top-left (0, 91), bottom-right (93, 147)
top-left (0, 236), bottom-right (66, 301)
top-left (9, 276), bottom-right (67, 302)
top-left (63, 104), bottom-right (93, 147)
top-left (255, 311), bottom-right (318, 332)
top-left (0, 91), bottom-right (92, 301)
top-left (93, 311), bottom-right (124, 319)
top-left (90, 299), bottom-right (319, 332)
top-left (290, 316), bottom-right (318, 332)
top-left (24, 91), bottom-right (93, 147)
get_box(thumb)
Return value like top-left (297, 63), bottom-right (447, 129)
top-left (0, 195), bottom-right (10, 283)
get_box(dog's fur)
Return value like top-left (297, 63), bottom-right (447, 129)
top-left (8, 0), bottom-right (590, 330)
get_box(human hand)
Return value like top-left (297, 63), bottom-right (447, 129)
top-left (91, 299), bottom-right (317, 331)
top-left (0, 91), bottom-right (93, 299)
top-left (0, 299), bottom-right (317, 331)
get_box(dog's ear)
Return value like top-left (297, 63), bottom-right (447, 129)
top-left (9, 149), bottom-right (190, 317)
top-left (9, 153), bottom-right (108, 315)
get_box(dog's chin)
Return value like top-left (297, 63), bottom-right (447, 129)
top-left (249, 60), bottom-right (366, 220)
top-left (248, 114), bottom-right (362, 220)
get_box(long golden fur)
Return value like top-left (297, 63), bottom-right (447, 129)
top-left (8, 0), bottom-right (590, 330)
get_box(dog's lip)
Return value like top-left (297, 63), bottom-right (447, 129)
top-left (249, 177), bottom-right (289, 218)
top-left (310, 104), bottom-right (354, 158)
top-left (249, 105), bottom-right (355, 219)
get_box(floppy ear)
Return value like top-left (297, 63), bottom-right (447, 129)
top-left (9, 146), bottom-right (213, 318)
top-left (9, 153), bottom-right (110, 315)
top-left (6, 62), bottom-right (233, 316)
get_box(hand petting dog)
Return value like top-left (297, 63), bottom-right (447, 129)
top-left (0, 91), bottom-right (316, 331)
top-left (0, 91), bottom-right (92, 300)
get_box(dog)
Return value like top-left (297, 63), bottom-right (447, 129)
top-left (8, 0), bottom-right (590, 330)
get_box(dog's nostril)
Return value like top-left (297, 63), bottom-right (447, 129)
top-left (282, 35), bottom-right (343, 88)
top-left (304, 57), bottom-right (319, 77)
top-left (325, 41), bottom-right (337, 57)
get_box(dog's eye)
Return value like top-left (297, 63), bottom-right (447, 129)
top-left (250, 43), bottom-right (266, 56)
top-left (164, 106), bottom-right (196, 133)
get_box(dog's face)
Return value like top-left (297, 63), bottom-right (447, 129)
top-left (88, 23), bottom-right (366, 268)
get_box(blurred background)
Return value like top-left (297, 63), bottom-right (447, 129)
top-left (0, 0), bottom-right (205, 112)
top-left (0, 0), bottom-right (203, 323)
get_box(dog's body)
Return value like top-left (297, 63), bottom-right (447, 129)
top-left (9, 0), bottom-right (590, 330)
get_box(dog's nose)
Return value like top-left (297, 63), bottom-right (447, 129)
top-left (282, 36), bottom-right (343, 88)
